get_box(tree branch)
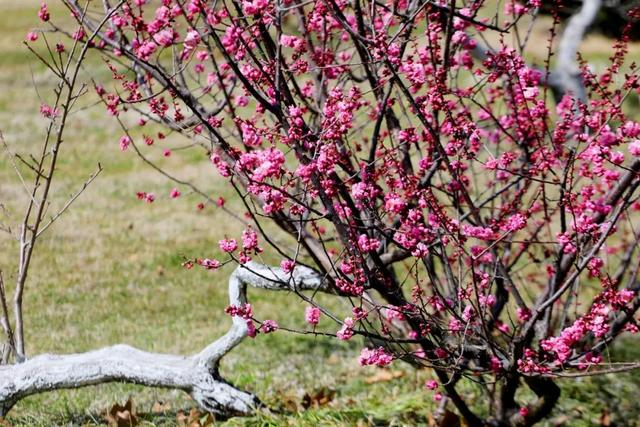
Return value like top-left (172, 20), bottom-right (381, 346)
top-left (0, 262), bottom-right (328, 416)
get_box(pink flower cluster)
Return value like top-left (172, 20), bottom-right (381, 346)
top-left (358, 347), bottom-right (393, 367)
top-left (305, 306), bottom-right (321, 326)
top-left (336, 317), bottom-right (354, 340)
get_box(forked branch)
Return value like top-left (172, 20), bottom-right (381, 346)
top-left (0, 262), bottom-right (328, 417)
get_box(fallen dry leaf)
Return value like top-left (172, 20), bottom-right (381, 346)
top-left (176, 408), bottom-right (214, 427)
top-left (151, 400), bottom-right (171, 414)
top-left (301, 387), bottom-right (336, 409)
top-left (105, 399), bottom-right (138, 427)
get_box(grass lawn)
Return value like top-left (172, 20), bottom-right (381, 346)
top-left (1, 1), bottom-right (640, 426)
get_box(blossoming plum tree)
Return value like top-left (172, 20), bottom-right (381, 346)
top-left (2, 0), bottom-right (640, 425)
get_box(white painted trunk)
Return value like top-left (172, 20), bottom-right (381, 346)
top-left (554, 0), bottom-right (602, 101)
top-left (0, 262), bottom-right (328, 416)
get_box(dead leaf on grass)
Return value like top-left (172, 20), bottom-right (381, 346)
top-left (273, 387), bottom-right (301, 412)
top-left (105, 398), bottom-right (138, 427)
top-left (301, 387), bottom-right (336, 409)
top-left (176, 408), bottom-right (214, 427)
top-left (151, 400), bottom-right (171, 414)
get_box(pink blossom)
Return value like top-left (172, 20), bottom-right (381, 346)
top-left (242, 0), bottom-right (269, 15)
top-left (522, 86), bottom-right (538, 100)
top-left (425, 379), bottom-right (438, 390)
top-left (136, 40), bottom-right (157, 60)
top-left (219, 238), bottom-right (238, 253)
top-left (462, 224), bottom-right (496, 240)
top-left (110, 14), bottom-right (126, 27)
top-left (210, 153), bottom-right (231, 177)
top-left (384, 193), bottom-right (406, 214)
top-left (305, 306), bottom-right (321, 326)
top-left (238, 252), bottom-right (251, 264)
top-left (517, 308), bottom-right (532, 322)
top-left (449, 318), bottom-right (462, 333)
top-left (502, 213), bottom-right (527, 232)
top-left (337, 317), bottom-right (354, 340)
top-left (38, 2), bottom-right (50, 22)
top-left (72, 28), bottom-right (85, 41)
top-left (246, 320), bottom-right (257, 338)
top-left (384, 306), bottom-right (405, 322)
top-left (40, 103), bottom-right (59, 118)
top-left (196, 50), bottom-right (208, 61)
top-left (280, 34), bottom-right (305, 51)
top-left (183, 30), bottom-right (201, 52)
top-left (490, 356), bottom-right (503, 373)
top-left (235, 95), bottom-right (249, 107)
top-left (479, 294), bottom-right (496, 307)
top-left (358, 347), bottom-right (393, 367)
top-left (462, 305), bottom-right (475, 321)
top-left (622, 121), bottom-right (640, 138)
top-left (280, 259), bottom-right (295, 273)
top-left (260, 319), bottom-right (278, 333)
top-left (225, 303), bottom-right (253, 319)
top-left (31, 0), bottom-right (640, 410)
top-left (26, 32), bottom-right (38, 42)
top-left (496, 321), bottom-right (510, 334)
top-left (336, 278), bottom-right (364, 296)
top-left (241, 227), bottom-right (259, 251)
top-left (357, 234), bottom-right (381, 252)
top-left (198, 258), bottom-right (220, 270)
top-left (350, 182), bottom-right (369, 200)
top-left (105, 93), bottom-right (120, 116)
top-left (119, 136), bottom-right (131, 151)
top-left (153, 29), bottom-right (177, 47)
top-left (238, 148), bottom-right (285, 182)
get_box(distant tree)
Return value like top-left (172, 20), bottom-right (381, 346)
top-left (541, 0), bottom-right (640, 40)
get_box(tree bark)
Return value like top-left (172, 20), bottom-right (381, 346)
top-left (549, 0), bottom-right (602, 101)
top-left (0, 262), bottom-right (328, 416)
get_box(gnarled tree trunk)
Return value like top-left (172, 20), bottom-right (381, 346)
top-left (0, 262), bottom-right (328, 417)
